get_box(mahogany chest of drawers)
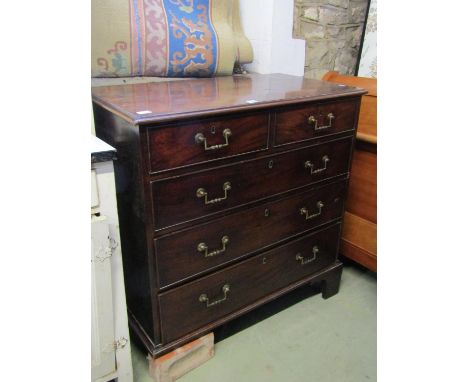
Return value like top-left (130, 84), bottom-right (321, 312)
top-left (92, 73), bottom-right (366, 356)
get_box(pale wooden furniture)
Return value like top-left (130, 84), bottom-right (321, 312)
top-left (91, 136), bottom-right (133, 382)
top-left (322, 71), bottom-right (377, 272)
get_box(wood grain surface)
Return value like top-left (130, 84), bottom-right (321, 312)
top-left (92, 73), bottom-right (366, 125)
top-left (92, 73), bottom-right (365, 356)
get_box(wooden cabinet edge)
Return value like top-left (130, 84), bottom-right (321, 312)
top-left (130, 261), bottom-right (343, 357)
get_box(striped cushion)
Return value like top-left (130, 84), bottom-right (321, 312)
top-left (91, 0), bottom-right (253, 77)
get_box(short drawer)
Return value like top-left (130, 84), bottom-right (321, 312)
top-left (155, 180), bottom-right (347, 287)
top-left (274, 98), bottom-right (359, 146)
top-left (158, 223), bottom-right (341, 343)
top-left (147, 112), bottom-right (269, 173)
top-left (151, 137), bottom-right (352, 230)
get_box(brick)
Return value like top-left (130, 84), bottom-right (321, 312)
top-left (301, 21), bottom-right (325, 39)
top-left (307, 41), bottom-right (333, 67)
top-left (346, 25), bottom-right (363, 48)
top-left (328, 0), bottom-right (349, 8)
top-left (319, 5), bottom-right (348, 25)
top-left (334, 48), bottom-right (359, 74)
top-left (303, 6), bottom-right (319, 21)
top-left (350, 5), bottom-right (367, 23)
top-left (326, 25), bottom-right (343, 38)
top-left (295, 0), bottom-right (369, 79)
top-left (148, 333), bottom-right (214, 382)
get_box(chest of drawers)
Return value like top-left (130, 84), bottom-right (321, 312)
top-left (92, 73), bottom-right (366, 357)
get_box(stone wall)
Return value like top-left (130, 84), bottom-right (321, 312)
top-left (293, 0), bottom-right (369, 79)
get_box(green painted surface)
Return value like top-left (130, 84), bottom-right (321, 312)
top-left (132, 263), bottom-right (377, 382)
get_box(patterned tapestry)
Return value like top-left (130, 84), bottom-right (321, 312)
top-left (91, 0), bottom-right (253, 78)
top-left (358, 0), bottom-right (377, 78)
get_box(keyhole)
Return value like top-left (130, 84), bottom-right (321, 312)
top-left (264, 208), bottom-right (270, 217)
top-left (268, 160), bottom-right (274, 169)
top-left (210, 126), bottom-right (216, 134)
top-left (262, 257), bottom-right (267, 264)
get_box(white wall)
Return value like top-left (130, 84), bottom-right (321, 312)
top-left (239, 0), bottom-right (305, 76)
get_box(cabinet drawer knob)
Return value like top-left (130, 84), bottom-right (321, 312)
top-left (197, 236), bottom-right (229, 257)
top-left (296, 246), bottom-right (319, 265)
top-left (300, 201), bottom-right (324, 220)
top-left (196, 182), bottom-right (231, 205)
top-left (199, 284), bottom-right (231, 307)
top-left (304, 155), bottom-right (330, 174)
top-left (307, 113), bottom-right (335, 130)
top-left (195, 128), bottom-right (232, 151)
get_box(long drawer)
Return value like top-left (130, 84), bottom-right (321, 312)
top-left (274, 98), bottom-right (359, 146)
top-left (155, 180), bottom-right (347, 287)
top-left (147, 111), bottom-right (270, 173)
top-left (158, 223), bottom-right (341, 343)
top-left (151, 137), bottom-right (352, 230)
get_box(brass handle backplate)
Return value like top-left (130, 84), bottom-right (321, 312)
top-left (296, 246), bottom-right (319, 265)
top-left (307, 113), bottom-right (335, 130)
top-left (300, 201), bottom-right (324, 220)
top-left (196, 182), bottom-right (231, 205)
top-left (304, 155), bottom-right (330, 175)
top-left (195, 128), bottom-right (232, 151)
top-left (199, 284), bottom-right (231, 307)
top-left (197, 236), bottom-right (229, 257)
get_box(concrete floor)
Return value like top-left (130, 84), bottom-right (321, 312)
top-left (131, 262), bottom-right (376, 382)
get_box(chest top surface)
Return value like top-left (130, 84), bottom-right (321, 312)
top-left (91, 73), bottom-right (367, 125)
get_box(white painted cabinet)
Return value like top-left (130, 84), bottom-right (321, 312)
top-left (91, 136), bottom-right (133, 382)
top-left (91, 215), bottom-right (116, 380)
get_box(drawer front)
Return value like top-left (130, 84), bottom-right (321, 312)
top-left (152, 137), bottom-right (352, 230)
top-left (274, 99), bottom-right (358, 146)
top-left (159, 223), bottom-right (341, 343)
top-left (155, 180), bottom-right (347, 287)
top-left (147, 112), bottom-right (269, 173)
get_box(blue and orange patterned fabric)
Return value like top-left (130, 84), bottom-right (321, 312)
top-left (91, 0), bottom-right (253, 78)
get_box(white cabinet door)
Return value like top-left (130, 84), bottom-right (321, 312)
top-left (91, 170), bottom-right (100, 211)
top-left (91, 215), bottom-right (116, 380)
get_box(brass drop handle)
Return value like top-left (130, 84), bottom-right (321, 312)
top-left (304, 155), bottom-right (330, 175)
top-left (296, 246), bottom-right (319, 265)
top-left (300, 201), bottom-right (324, 220)
top-left (199, 284), bottom-right (231, 307)
top-left (307, 113), bottom-right (335, 130)
top-left (195, 128), bottom-right (232, 151)
top-left (197, 236), bottom-right (229, 257)
top-left (196, 182), bottom-right (231, 205)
